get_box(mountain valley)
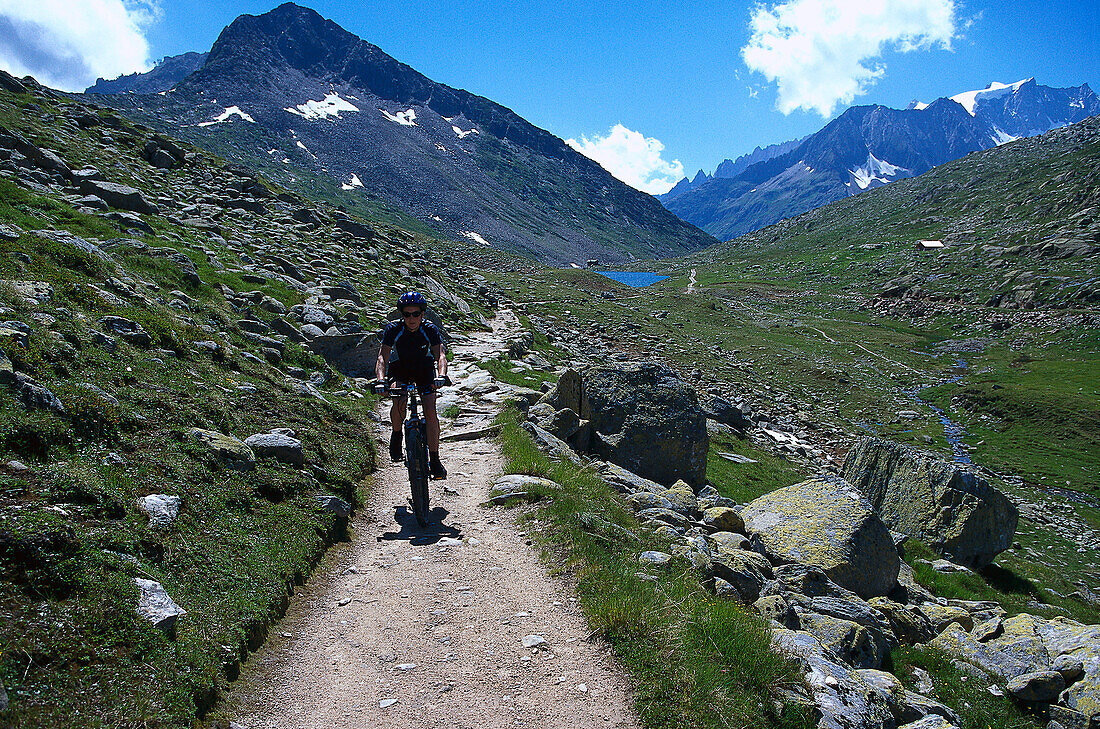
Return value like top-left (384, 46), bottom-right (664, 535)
top-left (0, 7), bottom-right (1097, 729)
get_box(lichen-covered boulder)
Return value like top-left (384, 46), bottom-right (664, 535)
top-left (659, 480), bottom-right (701, 518)
top-left (582, 363), bottom-right (708, 487)
top-left (190, 428), bottom-right (255, 470)
top-left (702, 506), bottom-right (744, 534)
top-left (709, 548), bottom-right (772, 602)
top-left (741, 478), bottom-right (899, 598)
top-left (841, 437), bottom-right (1018, 569)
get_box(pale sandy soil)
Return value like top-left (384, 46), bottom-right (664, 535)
top-left (221, 314), bottom-right (640, 729)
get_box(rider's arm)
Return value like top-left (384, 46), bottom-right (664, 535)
top-left (433, 344), bottom-right (447, 379)
top-left (376, 345), bottom-right (391, 381)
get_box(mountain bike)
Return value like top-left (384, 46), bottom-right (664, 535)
top-left (379, 381), bottom-right (434, 526)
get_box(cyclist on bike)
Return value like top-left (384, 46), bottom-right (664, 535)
top-left (375, 291), bottom-right (448, 479)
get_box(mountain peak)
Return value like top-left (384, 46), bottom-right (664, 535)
top-left (950, 78), bottom-right (1034, 116)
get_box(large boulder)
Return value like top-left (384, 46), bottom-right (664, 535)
top-left (741, 478), bottom-right (899, 599)
top-left (841, 437), bottom-right (1018, 569)
top-left (581, 363), bottom-right (708, 487)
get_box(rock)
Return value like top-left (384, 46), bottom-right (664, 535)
top-left (754, 594), bottom-right (799, 628)
top-left (597, 461), bottom-right (664, 494)
top-left (521, 634), bottom-right (547, 648)
top-left (709, 548), bottom-right (771, 602)
top-left (521, 422), bottom-right (582, 465)
top-left (708, 530), bottom-right (751, 553)
top-left (921, 603), bottom-right (974, 634)
top-left (134, 578), bottom-right (186, 634)
top-left (1006, 670), bottom-right (1064, 702)
top-left (78, 180), bottom-right (159, 214)
top-left (625, 492), bottom-right (674, 512)
top-left (705, 395), bottom-right (751, 432)
top-left (4, 280), bottom-right (53, 304)
top-left (660, 480), bottom-right (701, 518)
top-left (741, 478), bottom-right (900, 598)
top-left (771, 627), bottom-right (958, 729)
top-left (244, 432), bottom-right (305, 466)
top-left (1052, 653), bottom-right (1085, 682)
top-left (841, 437), bottom-right (1018, 569)
top-left (638, 551), bottom-right (672, 565)
top-left (136, 494), bottom-right (181, 528)
top-left (582, 363), bottom-right (708, 486)
top-left (798, 612), bottom-right (885, 669)
top-left (315, 495), bottom-right (351, 517)
top-left (99, 316), bottom-right (151, 346)
top-left (702, 506), bottom-right (744, 533)
top-left (13, 374), bottom-right (64, 413)
top-left (896, 713), bottom-right (960, 729)
top-left (868, 597), bottom-right (935, 645)
top-left (190, 428), bottom-right (255, 470)
top-left (1048, 706), bottom-right (1090, 729)
top-left (537, 368), bottom-right (588, 418)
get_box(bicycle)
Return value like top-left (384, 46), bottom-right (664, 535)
top-left (375, 380), bottom-right (442, 527)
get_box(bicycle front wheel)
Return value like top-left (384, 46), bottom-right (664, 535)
top-left (405, 420), bottom-right (430, 526)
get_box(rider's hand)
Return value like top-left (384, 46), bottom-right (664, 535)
top-left (433, 376), bottom-right (447, 389)
top-left (371, 380), bottom-right (386, 395)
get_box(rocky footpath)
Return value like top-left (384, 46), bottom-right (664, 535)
top-left (507, 363), bottom-right (1100, 729)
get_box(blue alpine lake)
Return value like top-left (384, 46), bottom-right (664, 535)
top-left (597, 271), bottom-right (669, 287)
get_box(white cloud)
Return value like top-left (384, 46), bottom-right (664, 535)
top-left (741, 0), bottom-right (956, 117)
top-left (0, 0), bottom-right (160, 92)
top-left (566, 123), bottom-right (685, 195)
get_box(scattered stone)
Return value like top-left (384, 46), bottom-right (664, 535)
top-left (521, 635), bottom-right (547, 648)
top-left (134, 578), bottom-right (186, 634)
top-left (190, 428), bottom-right (255, 470)
top-left (136, 494), bottom-right (182, 528)
top-left (244, 432), bottom-right (305, 466)
top-left (1006, 670), bottom-right (1065, 702)
top-left (638, 551), bottom-right (672, 565)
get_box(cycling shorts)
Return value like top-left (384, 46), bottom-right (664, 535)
top-left (387, 357), bottom-right (435, 393)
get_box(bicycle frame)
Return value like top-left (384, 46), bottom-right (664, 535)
top-left (389, 382), bottom-right (431, 526)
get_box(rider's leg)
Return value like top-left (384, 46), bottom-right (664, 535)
top-left (390, 395), bottom-right (408, 431)
top-left (422, 392), bottom-right (439, 452)
top-left (389, 395), bottom-right (408, 461)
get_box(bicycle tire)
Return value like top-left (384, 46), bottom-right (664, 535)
top-left (405, 420), bottom-right (430, 526)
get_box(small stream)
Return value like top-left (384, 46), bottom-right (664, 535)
top-left (905, 359), bottom-right (971, 464)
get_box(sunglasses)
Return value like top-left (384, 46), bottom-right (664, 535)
top-left (401, 310), bottom-right (423, 318)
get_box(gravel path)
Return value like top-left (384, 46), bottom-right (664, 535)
top-left (222, 313), bottom-right (640, 729)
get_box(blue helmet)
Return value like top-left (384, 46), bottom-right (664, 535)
top-left (398, 291), bottom-right (427, 310)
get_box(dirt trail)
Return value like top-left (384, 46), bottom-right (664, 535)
top-left (223, 312), bottom-right (639, 729)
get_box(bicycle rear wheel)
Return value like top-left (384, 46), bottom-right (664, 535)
top-left (405, 420), bottom-right (430, 526)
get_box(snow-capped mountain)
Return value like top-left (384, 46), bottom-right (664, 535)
top-left (86, 3), bottom-right (714, 264)
top-left (663, 79), bottom-right (1098, 241)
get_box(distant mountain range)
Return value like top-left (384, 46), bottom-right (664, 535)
top-left (86, 52), bottom-right (208, 95)
top-left (660, 79), bottom-right (1099, 241)
top-left (84, 3), bottom-right (714, 265)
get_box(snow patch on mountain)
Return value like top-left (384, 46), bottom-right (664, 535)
top-left (463, 231), bottom-right (489, 246)
top-left (340, 174), bottom-right (363, 190)
top-left (452, 125), bottom-right (478, 139)
top-left (951, 79), bottom-right (1032, 116)
top-left (197, 106), bottom-right (255, 127)
top-left (285, 93), bottom-right (360, 120)
top-left (847, 153), bottom-right (909, 191)
top-left (380, 109), bottom-right (417, 126)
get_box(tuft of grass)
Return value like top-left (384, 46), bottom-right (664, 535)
top-left (494, 406), bottom-right (813, 729)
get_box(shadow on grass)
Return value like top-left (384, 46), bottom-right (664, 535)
top-left (981, 564), bottom-right (1043, 599)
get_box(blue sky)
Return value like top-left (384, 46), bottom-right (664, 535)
top-left (1, 0), bottom-right (1096, 193)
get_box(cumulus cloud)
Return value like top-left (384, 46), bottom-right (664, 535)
top-left (0, 0), bottom-right (160, 92)
top-left (566, 124), bottom-right (685, 195)
top-left (741, 0), bottom-right (956, 117)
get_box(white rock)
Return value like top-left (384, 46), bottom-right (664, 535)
top-left (134, 578), bottom-right (186, 633)
top-left (136, 494), bottom-right (181, 528)
top-left (521, 634), bottom-right (547, 648)
top-left (379, 698), bottom-right (398, 708)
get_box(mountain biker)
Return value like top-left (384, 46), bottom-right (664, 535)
top-left (375, 291), bottom-right (448, 479)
